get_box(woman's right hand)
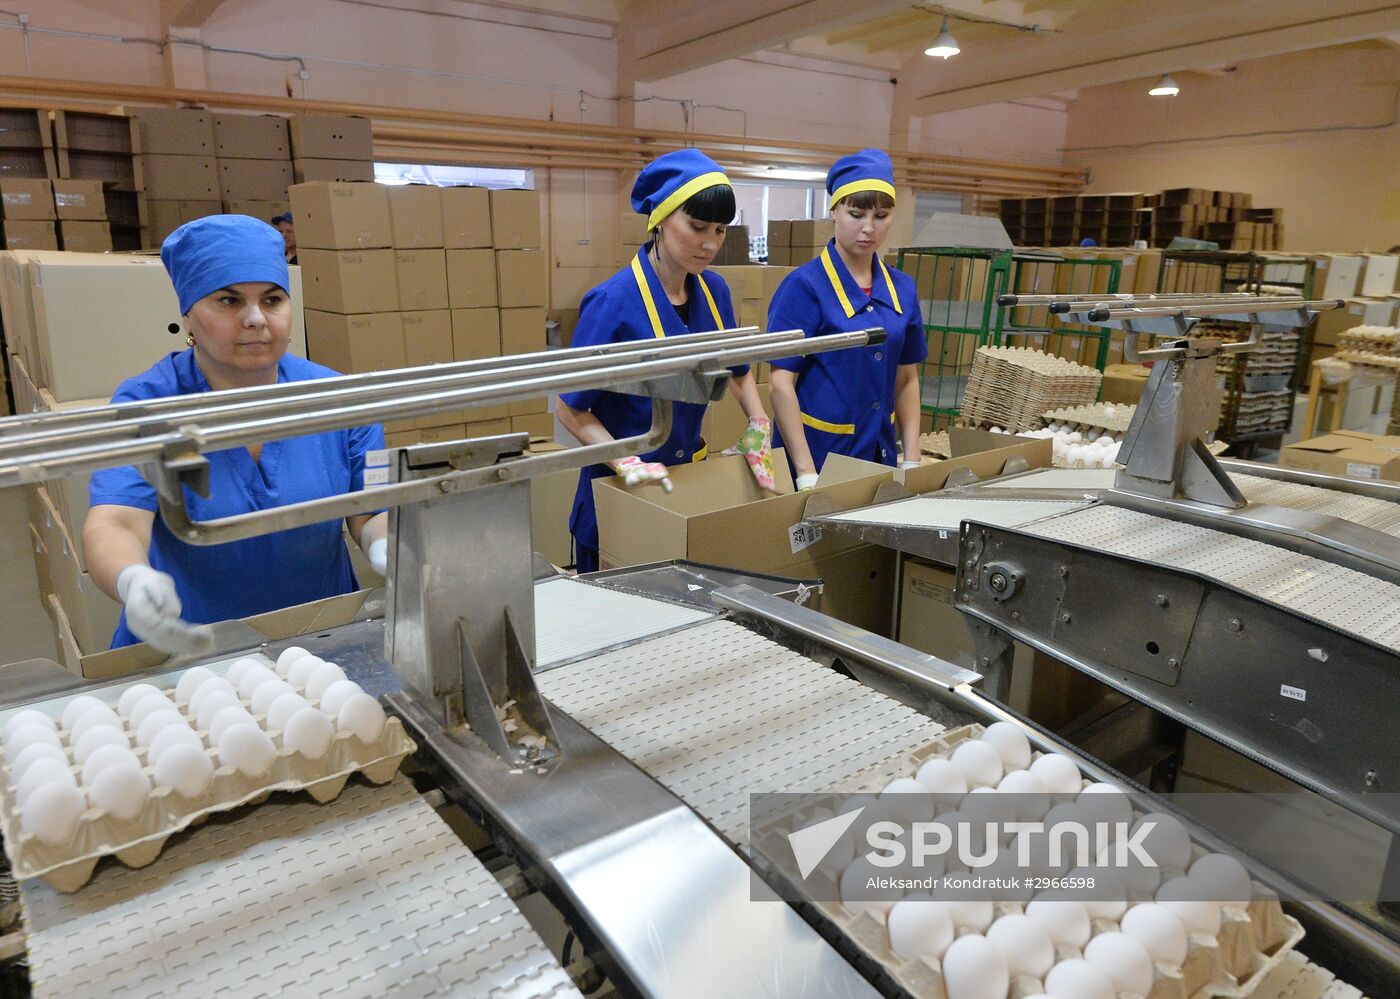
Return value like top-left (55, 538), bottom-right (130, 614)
top-left (116, 564), bottom-right (213, 655)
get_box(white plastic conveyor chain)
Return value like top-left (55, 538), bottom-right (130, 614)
top-left (533, 577), bottom-right (715, 669)
top-left (825, 495), bottom-right (1092, 531)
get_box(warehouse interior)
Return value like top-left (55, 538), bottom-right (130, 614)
top-left (0, 1), bottom-right (1396, 997)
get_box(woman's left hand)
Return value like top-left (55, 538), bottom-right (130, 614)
top-left (722, 416), bottom-right (776, 491)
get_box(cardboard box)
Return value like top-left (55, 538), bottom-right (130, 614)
top-left (0, 109), bottom-right (50, 149)
top-left (421, 423), bottom-right (468, 443)
top-left (224, 199), bottom-right (290, 221)
top-left (1311, 254), bottom-right (1364, 300)
top-left (0, 179), bottom-right (53, 220)
top-left (450, 307), bottom-right (500, 360)
top-left (288, 181), bottom-right (391, 249)
top-left (298, 248), bottom-right (398, 313)
top-left (619, 211), bottom-right (649, 246)
top-left (128, 107), bottom-right (214, 156)
top-left (32, 486), bottom-right (120, 654)
top-left (1100, 362), bottom-right (1151, 405)
top-left (1280, 430), bottom-right (1400, 482)
top-left (58, 220), bottom-right (113, 253)
top-left (213, 113), bottom-right (290, 160)
top-left (529, 465), bottom-right (577, 568)
top-left (400, 309), bottom-right (453, 367)
top-left (767, 219), bottom-right (791, 248)
top-left (143, 154), bottom-right (219, 200)
top-left (488, 189), bottom-right (541, 248)
top-left (0, 148), bottom-right (57, 182)
top-left (1350, 297), bottom-right (1393, 326)
top-left (146, 199), bottom-right (223, 242)
top-left (508, 396), bottom-right (548, 417)
top-left (1, 220), bottom-right (57, 250)
top-left (495, 249), bottom-right (545, 308)
top-left (441, 186), bottom-right (492, 248)
top-left (304, 310), bottom-right (405, 374)
top-left (767, 245), bottom-right (791, 267)
top-left (510, 413), bottom-right (553, 438)
top-left (288, 114), bottom-right (374, 161)
top-left (447, 248), bottom-right (498, 309)
top-left (394, 248), bottom-right (448, 310)
top-left (1312, 301), bottom-right (1368, 346)
top-left (217, 158), bottom-right (293, 201)
top-left (1358, 255), bottom-right (1398, 297)
top-left (500, 307), bottom-right (546, 356)
top-left (51, 179), bottom-right (105, 220)
top-left (53, 111), bottom-right (133, 155)
top-left (387, 185), bottom-right (443, 248)
top-left (789, 219), bottom-right (834, 246)
top-left (293, 158), bottom-right (374, 185)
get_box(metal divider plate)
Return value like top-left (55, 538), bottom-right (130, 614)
top-left (22, 778), bottom-right (579, 999)
top-left (824, 495), bottom-right (1089, 531)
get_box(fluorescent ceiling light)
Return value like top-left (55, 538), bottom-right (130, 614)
top-left (1149, 73), bottom-right (1180, 96)
top-left (924, 17), bottom-right (960, 59)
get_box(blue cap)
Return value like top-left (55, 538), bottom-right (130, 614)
top-left (271, 212), bottom-right (293, 225)
top-left (631, 149), bottom-right (731, 230)
top-left (161, 215), bottom-right (290, 315)
top-left (827, 149), bottom-right (896, 211)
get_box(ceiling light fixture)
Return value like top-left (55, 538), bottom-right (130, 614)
top-left (924, 16), bottom-right (960, 59)
top-left (1149, 73), bottom-right (1180, 96)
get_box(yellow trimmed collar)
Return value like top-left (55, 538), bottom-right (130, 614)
top-left (630, 248), bottom-right (725, 338)
top-left (818, 242), bottom-right (903, 319)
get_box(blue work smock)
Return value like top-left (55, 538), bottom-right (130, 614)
top-left (560, 247), bottom-right (744, 573)
top-left (89, 349), bottom-right (385, 648)
top-left (768, 241), bottom-right (927, 472)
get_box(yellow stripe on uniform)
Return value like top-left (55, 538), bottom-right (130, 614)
top-left (877, 256), bottom-right (902, 315)
top-left (819, 246), bottom-right (856, 319)
top-left (646, 171), bottom-right (731, 230)
top-left (827, 178), bottom-right (896, 210)
top-left (630, 254), bottom-right (666, 338)
top-left (696, 274), bottom-right (723, 329)
top-left (691, 440), bottom-right (708, 462)
top-left (801, 411), bottom-right (855, 435)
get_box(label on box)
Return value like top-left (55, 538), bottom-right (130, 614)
top-left (54, 193), bottom-right (88, 208)
top-left (365, 448), bottom-right (390, 468)
top-left (2, 192), bottom-right (31, 206)
top-left (1280, 684), bottom-right (1306, 702)
top-left (1345, 462), bottom-right (1380, 479)
top-left (363, 467), bottom-right (390, 488)
top-left (788, 521), bottom-right (822, 554)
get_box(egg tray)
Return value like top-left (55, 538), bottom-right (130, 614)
top-left (751, 724), bottom-right (1303, 999)
top-left (0, 663), bottom-right (417, 893)
top-left (1041, 403), bottom-right (1137, 435)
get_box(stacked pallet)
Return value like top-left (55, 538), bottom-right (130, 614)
top-left (960, 346), bottom-right (1102, 432)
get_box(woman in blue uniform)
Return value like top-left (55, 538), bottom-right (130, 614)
top-left (84, 215), bottom-right (388, 652)
top-left (768, 149), bottom-right (927, 488)
top-left (556, 149), bottom-right (771, 574)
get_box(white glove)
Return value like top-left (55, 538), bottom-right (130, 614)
top-left (899, 460), bottom-right (921, 470)
top-left (367, 537), bottom-right (388, 575)
top-left (795, 473), bottom-right (820, 491)
top-left (615, 456), bottom-right (674, 493)
top-left (115, 564), bottom-right (213, 656)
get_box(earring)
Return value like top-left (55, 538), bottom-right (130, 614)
top-left (186, 333), bottom-right (195, 347)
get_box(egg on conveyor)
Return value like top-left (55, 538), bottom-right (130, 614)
top-left (1043, 957), bottom-right (1115, 999)
top-left (282, 707), bottom-right (335, 760)
top-left (20, 781), bottom-right (88, 845)
top-left (188, 677), bottom-right (237, 717)
top-left (16, 757), bottom-right (76, 807)
top-left (880, 777), bottom-right (936, 823)
top-left (9, 741), bottom-right (68, 780)
top-left (59, 695), bottom-right (105, 733)
top-left (985, 912), bottom-right (1054, 979)
top-left (250, 678), bottom-right (295, 716)
top-left (128, 693), bottom-right (177, 732)
top-left (73, 724), bottom-right (130, 765)
top-left (1188, 852), bottom-right (1252, 908)
top-left (1028, 752), bottom-right (1082, 795)
top-left (117, 683), bottom-right (163, 717)
top-left (5, 721), bottom-right (63, 761)
top-left (148, 724), bottom-right (204, 765)
top-left (1083, 930), bottom-right (1154, 997)
top-left (3, 709), bottom-right (56, 742)
top-left (317, 680), bottom-right (364, 719)
top-left (839, 855), bottom-right (895, 916)
top-left (1155, 875), bottom-right (1222, 936)
top-left (217, 724), bottom-right (276, 778)
top-left (1132, 811), bottom-right (1192, 871)
top-left (886, 895), bottom-right (954, 960)
top-left (88, 762), bottom-right (152, 821)
top-left (305, 662), bottom-right (348, 702)
top-left (275, 646), bottom-right (310, 678)
top-left (174, 667), bottom-right (214, 704)
top-left (153, 742), bottom-right (214, 798)
top-left (1024, 896), bottom-right (1090, 947)
top-left (287, 655), bottom-right (325, 689)
top-left (336, 693), bottom-right (386, 743)
top-left (136, 709), bottom-right (188, 749)
top-left (225, 657), bottom-right (264, 691)
top-left (1119, 901), bottom-right (1188, 966)
top-left (81, 743), bottom-right (142, 787)
top-left (267, 692), bottom-right (312, 732)
top-left (68, 705), bottom-right (124, 746)
top-left (914, 757), bottom-right (968, 799)
top-left (995, 769), bottom-right (1049, 820)
top-left (1077, 782), bottom-right (1133, 827)
top-left (940, 934), bottom-right (1009, 999)
top-left (196, 690), bottom-right (242, 732)
top-left (979, 721), bottom-right (1031, 770)
top-left (209, 706), bottom-right (258, 747)
top-left (236, 664), bottom-right (277, 702)
top-left (1097, 841), bottom-right (1161, 895)
top-left (949, 740), bottom-right (1003, 789)
top-left (940, 896), bottom-right (994, 933)
top-left (1067, 865), bottom-right (1127, 921)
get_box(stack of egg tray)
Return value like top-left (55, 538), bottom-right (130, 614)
top-left (752, 724), bottom-right (1304, 999)
top-left (1335, 325), bottom-right (1400, 357)
top-left (961, 347), bottom-right (1102, 433)
top-left (919, 431), bottom-right (952, 460)
top-left (0, 655), bottom-right (416, 892)
top-left (1229, 389), bottom-right (1293, 435)
top-left (1041, 403), bottom-right (1136, 435)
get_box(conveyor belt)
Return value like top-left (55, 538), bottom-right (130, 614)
top-left (1232, 473), bottom-right (1400, 535)
top-left (534, 576), bottom-right (714, 669)
top-left (980, 467), bottom-right (1118, 490)
top-left (21, 777), bottom-right (579, 999)
top-left (537, 619), bottom-right (943, 844)
top-left (1022, 505), bottom-right (1400, 652)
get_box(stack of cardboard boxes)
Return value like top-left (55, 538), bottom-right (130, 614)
top-left (130, 107), bottom-right (221, 245)
top-left (699, 263), bottom-right (797, 444)
top-left (290, 114), bottom-right (374, 185)
top-left (215, 113), bottom-right (293, 223)
top-left (766, 219), bottom-right (833, 266)
top-left (0, 109), bottom-right (57, 183)
top-left (51, 110), bottom-right (144, 252)
top-left (1307, 253), bottom-right (1400, 364)
top-left (1000, 190), bottom-right (1284, 250)
top-left (290, 180), bottom-right (550, 447)
top-left (0, 178), bottom-right (59, 250)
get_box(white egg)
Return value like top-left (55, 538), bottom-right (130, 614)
top-left (985, 912), bottom-right (1054, 978)
top-left (1029, 752), bottom-right (1082, 795)
top-left (1066, 431), bottom-right (1083, 444)
top-left (267, 692), bottom-right (313, 732)
top-left (81, 743), bottom-right (142, 786)
top-left (209, 706), bottom-right (258, 747)
top-left (1132, 812), bottom-right (1191, 871)
top-left (940, 934), bottom-right (1009, 999)
top-left (990, 426), bottom-right (1004, 434)
top-left (217, 724), bottom-right (276, 778)
top-left (60, 695), bottom-right (105, 733)
top-left (317, 680), bottom-right (363, 719)
top-left (282, 707), bottom-right (334, 760)
top-left (305, 662), bottom-right (348, 702)
top-left (6, 721), bottom-right (63, 760)
top-left (9, 741), bottom-right (68, 780)
top-left (88, 762), bottom-right (151, 821)
top-left (887, 895), bottom-right (954, 960)
top-left (1156, 876), bottom-right (1221, 936)
top-left (153, 742), bottom-right (214, 798)
top-left (963, 787), bottom-right (1018, 844)
top-left (1077, 782), bottom-right (1133, 828)
top-left (117, 683), bottom-right (163, 717)
top-left (128, 693), bottom-right (177, 732)
top-left (196, 690), bottom-right (241, 731)
top-left (977, 849), bottom-right (1034, 903)
top-left (1068, 865), bottom-right (1128, 921)
top-left (995, 769), bottom-right (1049, 820)
top-left (250, 678), bottom-right (295, 716)
top-left (287, 655), bottom-right (325, 689)
top-left (915, 757), bottom-right (968, 800)
top-left (275, 645), bottom-right (310, 677)
top-left (3, 709), bottom-right (56, 741)
top-left (1097, 840), bottom-right (1161, 895)
top-left (1188, 853), bottom-right (1252, 908)
top-left (336, 693), bottom-right (386, 743)
top-left (148, 724), bottom-right (203, 765)
top-left (20, 781), bottom-right (87, 845)
top-left (136, 709), bottom-right (186, 748)
top-left (1066, 445), bottom-right (1084, 468)
top-left (839, 855), bottom-right (896, 915)
top-left (188, 676), bottom-right (236, 716)
top-left (174, 667), bottom-right (214, 704)
top-left (1120, 902), bottom-right (1188, 966)
top-left (236, 664), bottom-right (277, 702)
top-left (979, 721), bottom-right (1031, 771)
top-left (881, 777), bottom-right (936, 823)
top-left (1025, 896), bottom-right (1090, 947)
top-left (225, 657), bottom-right (263, 690)
top-left (69, 705), bottom-right (124, 746)
top-left (1084, 931), bottom-right (1154, 997)
top-left (16, 757), bottom-right (76, 806)
top-left (73, 724), bottom-right (129, 765)
top-left (950, 740), bottom-right (1003, 789)
top-left (1044, 958), bottom-right (1114, 999)
top-left (941, 896), bottom-right (994, 933)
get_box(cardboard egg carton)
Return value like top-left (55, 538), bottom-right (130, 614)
top-left (0, 656), bottom-right (416, 892)
top-left (1042, 402), bottom-right (1136, 435)
top-left (962, 347), bottom-right (1103, 433)
top-left (752, 724), bottom-right (1302, 999)
top-left (1336, 325), bottom-right (1400, 356)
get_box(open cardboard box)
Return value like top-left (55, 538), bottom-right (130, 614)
top-left (1279, 430), bottom-right (1400, 482)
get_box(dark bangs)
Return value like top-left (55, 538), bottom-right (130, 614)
top-left (837, 189), bottom-right (895, 211)
top-left (681, 184), bottom-right (737, 224)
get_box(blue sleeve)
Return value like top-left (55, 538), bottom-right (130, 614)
top-left (559, 285), bottom-right (614, 412)
top-left (767, 272), bottom-right (821, 373)
top-left (88, 379), bottom-right (162, 513)
top-left (707, 273), bottom-right (750, 377)
top-left (899, 281), bottom-right (928, 365)
top-left (348, 420), bottom-right (386, 515)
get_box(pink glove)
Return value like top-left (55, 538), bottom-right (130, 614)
top-left (615, 456), bottom-right (674, 493)
top-left (722, 417), bottom-right (776, 491)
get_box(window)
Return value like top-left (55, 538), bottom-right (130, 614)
top-left (374, 163), bottom-right (535, 189)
